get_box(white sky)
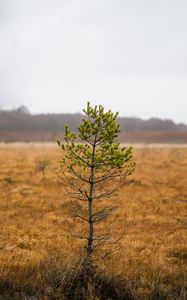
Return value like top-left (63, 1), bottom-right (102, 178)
top-left (0, 0), bottom-right (187, 123)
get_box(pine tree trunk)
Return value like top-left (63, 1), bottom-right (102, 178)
top-left (86, 137), bottom-right (97, 296)
top-left (87, 170), bottom-right (94, 256)
top-left (87, 138), bottom-right (96, 256)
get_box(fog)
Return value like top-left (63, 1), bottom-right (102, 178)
top-left (0, 0), bottom-right (187, 123)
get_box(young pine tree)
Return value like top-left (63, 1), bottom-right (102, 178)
top-left (57, 102), bottom-right (135, 258)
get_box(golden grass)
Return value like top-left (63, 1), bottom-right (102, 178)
top-left (0, 143), bottom-right (186, 299)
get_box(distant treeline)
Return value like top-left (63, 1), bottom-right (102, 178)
top-left (0, 106), bottom-right (187, 133)
top-left (0, 106), bottom-right (187, 143)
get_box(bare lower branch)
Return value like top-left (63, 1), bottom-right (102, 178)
top-left (94, 172), bottom-right (121, 184)
top-left (66, 191), bottom-right (87, 201)
top-left (93, 206), bottom-right (117, 222)
top-left (69, 164), bottom-right (90, 183)
top-left (58, 169), bottom-right (89, 199)
top-left (74, 214), bottom-right (89, 223)
top-left (64, 226), bottom-right (89, 240)
top-left (92, 188), bottom-right (117, 200)
top-left (94, 233), bottom-right (124, 249)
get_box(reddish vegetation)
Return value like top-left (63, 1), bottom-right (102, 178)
top-left (1, 130), bottom-right (187, 143)
top-left (0, 131), bottom-right (57, 142)
top-left (122, 131), bottom-right (187, 144)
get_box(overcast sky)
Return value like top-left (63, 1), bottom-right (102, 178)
top-left (0, 0), bottom-right (187, 123)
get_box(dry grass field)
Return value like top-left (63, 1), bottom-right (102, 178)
top-left (0, 143), bottom-right (187, 299)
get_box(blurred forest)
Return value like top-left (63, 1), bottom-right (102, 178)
top-left (0, 106), bottom-right (187, 143)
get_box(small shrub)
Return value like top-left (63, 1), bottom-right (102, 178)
top-left (35, 159), bottom-right (49, 177)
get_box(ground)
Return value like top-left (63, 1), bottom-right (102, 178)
top-left (0, 143), bottom-right (186, 299)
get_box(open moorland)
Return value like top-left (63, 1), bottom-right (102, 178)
top-left (0, 143), bottom-right (187, 299)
